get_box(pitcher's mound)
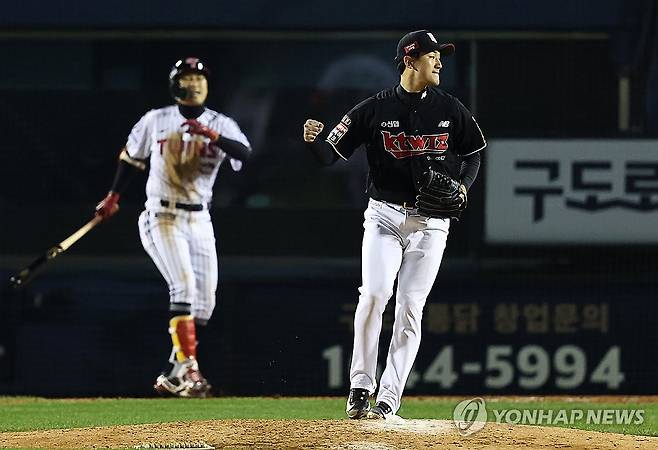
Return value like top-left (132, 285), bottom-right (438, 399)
top-left (2, 418), bottom-right (657, 449)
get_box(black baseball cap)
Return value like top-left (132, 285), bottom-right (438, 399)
top-left (394, 30), bottom-right (455, 63)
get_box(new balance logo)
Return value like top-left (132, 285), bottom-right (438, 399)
top-left (438, 121), bottom-right (451, 127)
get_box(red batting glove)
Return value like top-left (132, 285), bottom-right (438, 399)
top-left (95, 191), bottom-right (120, 220)
top-left (182, 119), bottom-right (220, 142)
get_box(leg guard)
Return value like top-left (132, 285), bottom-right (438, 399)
top-left (169, 315), bottom-right (197, 363)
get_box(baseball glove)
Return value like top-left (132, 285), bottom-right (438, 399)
top-left (415, 168), bottom-right (467, 219)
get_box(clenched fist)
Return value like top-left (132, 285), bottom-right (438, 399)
top-left (303, 119), bottom-right (324, 143)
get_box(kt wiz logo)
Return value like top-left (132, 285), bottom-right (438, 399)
top-left (381, 131), bottom-right (449, 159)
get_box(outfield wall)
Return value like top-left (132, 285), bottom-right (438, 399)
top-left (1, 259), bottom-right (656, 397)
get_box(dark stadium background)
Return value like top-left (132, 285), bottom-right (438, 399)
top-left (1, 0), bottom-right (656, 396)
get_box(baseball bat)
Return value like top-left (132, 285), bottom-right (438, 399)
top-left (9, 215), bottom-right (103, 288)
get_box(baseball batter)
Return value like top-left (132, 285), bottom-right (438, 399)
top-left (96, 57), bottom-right (251, 397)
top-left (303, 31), bottom-right (486, 418)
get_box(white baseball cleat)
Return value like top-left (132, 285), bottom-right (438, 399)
top-left (154, 357), bottom-right (212, 398)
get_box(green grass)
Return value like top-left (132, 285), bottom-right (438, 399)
top-left (490, 398), bottom-right (658, 436)
top-left (412, 397), bottom-right (658, 437)
top-left (0, 396), bottom-right (656, 437)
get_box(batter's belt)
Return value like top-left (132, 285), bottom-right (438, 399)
top-left (160, 199), bottom-right (209, 211)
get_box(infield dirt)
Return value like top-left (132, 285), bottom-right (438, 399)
top-left (2, 418), bottom-right (658, 449)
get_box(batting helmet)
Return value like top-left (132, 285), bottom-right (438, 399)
top-left (168, 57), bottom-right (211, 101)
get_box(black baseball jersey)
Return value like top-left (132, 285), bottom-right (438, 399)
top-left (325, 85), bottom-right (486, 204)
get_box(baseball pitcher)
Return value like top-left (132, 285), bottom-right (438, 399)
top-left (96, 57), bottom-right (251, 397)
top-left (303, 31), bottom-right (486, 418)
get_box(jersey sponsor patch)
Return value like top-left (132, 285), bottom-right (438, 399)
top-left (381, 120), bottom-right (400, 128)
top-left (380, 131), bottom-right (449, 159)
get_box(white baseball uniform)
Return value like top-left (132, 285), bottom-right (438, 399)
top-left (126, 105), bottom-right (250, 321)
top-left (350, 200), bottom-right (449, 412)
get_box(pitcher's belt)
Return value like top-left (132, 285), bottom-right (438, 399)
top-left (396, 201), bottom-right (416, 210)
top-left (376, 199), bottom-right (417, 210)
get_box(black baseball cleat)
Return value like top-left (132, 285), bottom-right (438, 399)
top-left (367, 401), bottom-right (393, 420)
top-left (346, 388), bottom-right (371, 419)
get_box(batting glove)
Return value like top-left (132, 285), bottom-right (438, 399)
top-left (182, 119), bottom-right (220, 142)
top-left (95, 191), bottom-right (120, 220)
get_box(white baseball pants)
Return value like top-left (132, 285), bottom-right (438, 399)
top-left (138, 208), bottom-right (218, 322)
top-left (349, 198), bottom-right (449, 413)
